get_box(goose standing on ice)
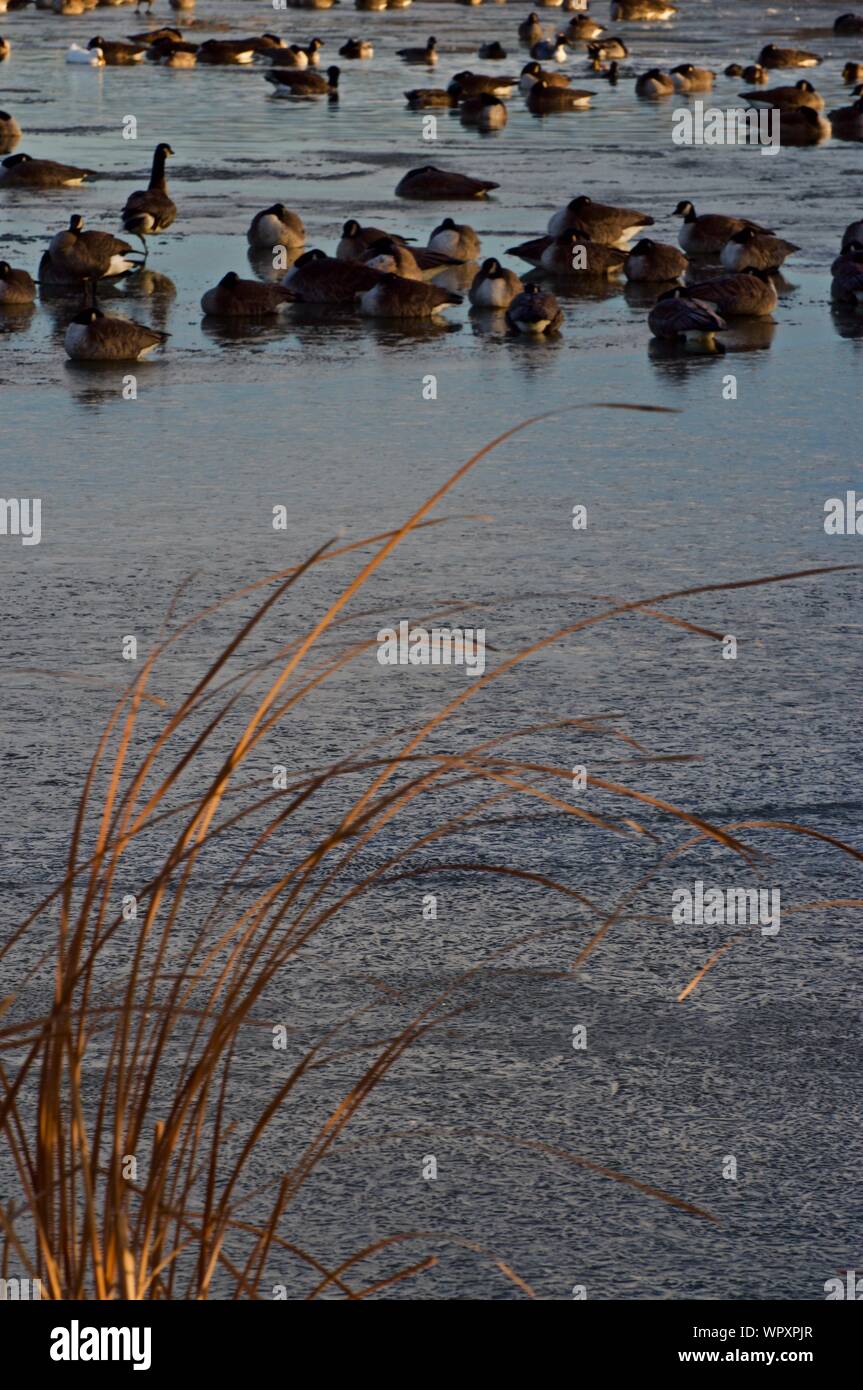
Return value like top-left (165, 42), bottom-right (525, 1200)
top-left (121, 143), bottom-right (176, 251)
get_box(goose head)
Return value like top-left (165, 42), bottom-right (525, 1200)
top-left (674, 200), bottom-right (696, 218)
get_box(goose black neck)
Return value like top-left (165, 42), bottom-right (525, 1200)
top-left (150, 146), bottom-right (168, 191)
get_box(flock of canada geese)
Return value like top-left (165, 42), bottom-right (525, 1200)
top-left (1, 0), bottom-right (863, 358)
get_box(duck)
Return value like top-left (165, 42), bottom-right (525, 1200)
top-left (519, 61), bottom-right (571, 91)
top-left (197, 39), bottom-right (257, 65)
top-left (0, 110), bottom-right (21, 151)
top-left (67, 44), bottom-right (105, 66)
top-left (0, 153), bottom-right (98, 187)
top-left (87, 36), bottom-right (146, 64)
top-left (611, 0), bottom-right (677, 18)
top-left (264, 65), bottom-right (339, 97)
top-left (428, 218), bottom-right (481, 259)
top-left (201, 272), bottom-right (295, 316)
top-left (527, 78), bottom-right (594, 111)
top-left (566, 15), bottom-right (605, 41)
top-left (828, 96), bottom-right (863, 136)
top-left (757, 44), bottom-right (821, 69)
top-left (684, 268), bottom-right (778, 316)
top-left (397, 37), bottom-right (437, 65)
top-left (531, 35), bottom-right (569, 62)
top-left (635, 68), bottom-right (674, 97)
top-left (674, 201), bottom-right (771, 254)
top-left (461, 92), bottom-right (509, 128)
top-left (741, 63), bottom-right (768, 84)
top-left (843, 62), bottom-right (863, 83)
top-left (395, 165), bottom-right (499, 199)
top-left (518, 13), bottom-right (544, 43)
top-left (587, 37), bottom-right (627, 60)
top-left (670, 63), bottom-right (715, 92)
top-left (339, 39), bottom-right (374, 60)
top-left (449, 71), bottom-right (517, 98)
top-left (337, 219), bottom-right (411, 260)
top-left (404, 88), bottom-right (457, 108)
top-left (358, 272), bottom-right (462, 318)
top-left (468, 257), bottom-right (523, 308)
top-left (835, 13), bottom-right (863, 36)
top-left (777, 106), bottom-right (831, 144)
top-left (505, 283), bottom-right (563, 334)
top-left (121, 143), bottom-right (176, 248)
top-left (647, 288), bottom-right (725, 345)
top-left (65, 307), bottom-right (169, 361)
top-left (0, 260), bottom-right (35, 304)
top-left (44, 214), bottom-right (139, 281)
top-left (547, 195), bottom-right (654, 245)
top-left (720, 228), bottom-right (799, 271)
top-left (624, 237), bottom-right (688, 281)
top-left (740, 79), bottom-right (824, 110)
top-left (284, 248), bottom-right (383, 302)
top-left (148, 38), bottom-right (197, 67)
top-left (479, 41), bottom-right (508, 60)
top-left (247, 204), bottom-right (305, 249)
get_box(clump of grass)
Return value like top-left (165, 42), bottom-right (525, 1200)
top-left (1, 409), bottom-right (859, 1299)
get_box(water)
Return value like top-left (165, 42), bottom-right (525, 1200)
top-left (0, 0), bottom-right (861, 1300)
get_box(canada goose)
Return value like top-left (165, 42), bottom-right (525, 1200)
top-left (64, 307), bottom-right (169, 361)
top-left (67, 44), bottom-right (105, 66)
top-left (201, 272), bottom-right (295, 317)
top-left (724, 64), bottom-right (743, 78)
top-left (674, 201), bottom-right (771, 255)
top-left (835, 13), bottom-right (863, 36)
top-left (527, 79), bottom-right (593, 111)
top-left (635, 69), bottom-right (674, 97)
top-left (429, 218), bottom-right (480, 260)
top-left (0, 153), bottom-right (98, 188)
top-left (358, 272), bottom-right (462, 318)
top-left (518, 13), bottom-right (544, 44)
top-left (531, 35), bottom-right (569, 62)
top-left (88, 37), bottom-right (146, 64)
top-left (566, 15), bottom-right (604, 42)
top-left (355, 0), bottom-right (385, 9)
top-left (46, 214), bottom-right (138, 281)
top-left (741, 64), bottom-right (768, 84)
top-left (461, 92), bottom-right (509, 128)
top-left (52, 2), bottom-right (88, 15)
top-left (828, 96), bottom-right (863, 136)
top-left (469, 257), bottom-right (523, 308)
top-left (624, 238), bottom-right (688, 281)
top-left (249, 34), bottom-right (289, 54)
top-left (360, 238), bottom-right (425, 280)
top-left (284, 248), bottom-right (382, 302)
top-left (841, 219), bottom-right (863, 250)
top-left (740, 79), bottom-right (824, 111)
top-left (588, 37), bottom-right (628, 60)
top-left (449, 71), bottom-right (517, 98)
top-left (545, 228), bottom-right (627, 275)
top-left (169, 0), bottom-right (195, 9)
top-left (339, 39), bottom-right (373, 60)
top-left (397, 37), bottom-right (437, 65)
top-left (831, 245), bottom-right (863, 302)
top-left (843, 62), bottom-right (863, 83)
top-left (685, 269), bottom-right (778, 317)
top-left (611, 0), bottom-right (677, 18)
top-left (395, 165), bottom-right (499, 199)
top-left (405, 88), bottom-right (457, 108)
top-left (720, 228), bottom-right (799, 272)
top-left (757, 44), bottom-right (821, 70)
top-left (247, 204), bottom-right (305, 249)
top-left (0, 37), bottom-right (8, 61)
top-left (505, 283), bottom-right (563, 334)
top-left (548, 195), bottom-right (653, 245)
top-left (197, 40), bottom-right (256, 65)
top-left (148, 39), bottom-right (197, 67)
top-left (670, 63), bottom-right (715, 92)
top-left (0, 260), bottom-right (35, 304)
top-left (647, 288), bottom-right (725, 345)
top-left (0, 110), bottom-right (21, 151)
top-left (268, 45), bottom-right (309, 68)
top-left (130, 27), bottom-right (183, 43)
top-left (302, 39), bottom-right (324, 65)
top-left (592, 60), bottom-right (619, 82)
top-left (121, 143), bottom-right (176, 247)
top-left (264, 65), bottom-right (339, 97)
top-left (479, 42), bottom-right (507, 61)
top-left (337, 219), bottom-right (410, 260)
top-left (777, 106), bottom-right (831, 144)
top-left (520, 61), bottom-right (571, 91)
